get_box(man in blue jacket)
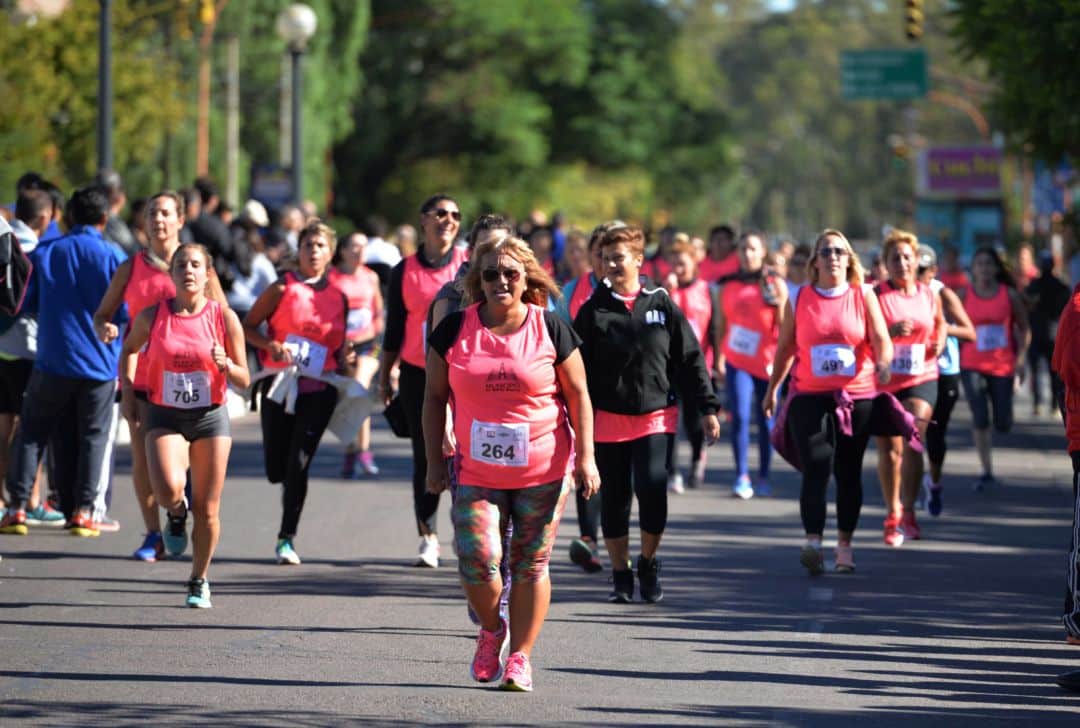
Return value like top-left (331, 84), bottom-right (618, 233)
top-left (0, 187), bottom-right (126, 536)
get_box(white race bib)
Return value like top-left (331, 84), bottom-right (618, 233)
top-left (891, 343), bottom-right (926, 375)
top-left (976, 324), bottom-right (1007, 352)
top-left (811, 343), bottom-right (856, 377)
top-left (470, 420), bottom-right (529, 467)
top-left (284, 334), bottom-right (328, 377)
top-left (347, 308), bottom-right (373, 334)
top-left (163, 370), bottom-right (211, 410)
top-left (727, 324), bottom-right (761, 357)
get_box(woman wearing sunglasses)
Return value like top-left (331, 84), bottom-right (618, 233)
top-left (764, 230), bottom-right (893, 575)
top-left (423, 236), bottom-right (598, 691)
top-left (575, 225), bottom-right (722, 604)
top-left (378, 194), bottom-right (468, 568)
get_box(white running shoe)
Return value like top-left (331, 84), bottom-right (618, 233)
top-left (667, 473), bottom-right (685, 495)
top-left (416, 535), bottom-right (440, 568)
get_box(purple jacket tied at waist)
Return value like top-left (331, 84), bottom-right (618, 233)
top-left (771, 389), bottom-right (923, 473)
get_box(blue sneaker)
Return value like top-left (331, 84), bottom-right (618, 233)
top-left (732, 475), bottom-right (754, 500)
top-left (26, 502), bottom-right (66, 527)
top-left (924, 475), bottom-right (943, 517)
top-left (973, 474), bottom-right (996, 493)
top-left (133, 531), bottom-right (165, 562)
top-left (186, 578), bottom-right (212, 608)
top-left (755, 477), bottom-right (772, 498)
top-left (163, 500), bottom-right (189, 556)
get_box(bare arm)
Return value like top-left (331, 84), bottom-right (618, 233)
top-left (713, 283), bottom-right (727, 377)
top-left (242, 282), bottom-right (288, 362)
top-left (421, 347), bottom-right (451, 494)
top-left (217, 307), bottom-right (251, 389)
top-left (930, 291), bottom-right (948, 358)
top-left (555, 349), bottom-right (600, 499)
top-left (119, 306), bottom-right (154, 426)
top-left (939, 286), bottom-right (976, 342)
top-left (864, 289), bottom-right (894, 385)
top-left (1009, 287), bottom-right (1032, 373)
top-left (93, 258), bottom-right (133, 343)
top-left (763, 299), bottom-right (796, 418)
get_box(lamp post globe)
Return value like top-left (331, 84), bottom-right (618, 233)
top-left (277, 3), bottom-right (316, 205)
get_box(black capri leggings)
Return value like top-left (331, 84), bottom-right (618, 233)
top-left (259, 382), bottom-right (338, 539)
top-left (596, 433), bottom-right (674, 539)
top-left (925, 373), bottom-right (960, 467)
top-left (399, 361), bottom-right (441, 535)
top-left (787, 393), bottom-right (873, 536)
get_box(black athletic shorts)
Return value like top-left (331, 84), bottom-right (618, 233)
top-left (145, 403), bottom-right (231, 442)
top-left (892, 378), bottom-right (938, 409)
top-left (0, 358), bottom-right (33, 414)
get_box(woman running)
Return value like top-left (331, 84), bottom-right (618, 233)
top-left (575, 225), bottom-right (721, 603)
top-left (715, 231), bottom-right (785, 499)
top-left (120, 244), bottom-right (249, 607)
top-left (959, 247), bottom-right (1030, 490)
top-left (94, 191), bottom-right (226, 561)
top-left (872, 230), bottom-right (946, 545)
top-left (244, 220), bottom-right (349, 565)
top-left (917, 248), bottom-right (976, 516)
top-left (423, 235), bottom-right (599, 691)
top-left (328, 233), bottom-right (384, 479)
top-left (378, 194), bottom-right (468, 568)
top-left (764, 230), bottom-right (892, 575)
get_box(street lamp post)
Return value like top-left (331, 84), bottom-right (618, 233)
top-left (98, 0), bottom-right (113, 172)
top-left (276, 4), bottom-right (317, 206)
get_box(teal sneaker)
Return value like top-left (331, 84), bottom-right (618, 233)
top-left (163, 500), bottom-right (189, 556)
top-left (276, 538), bottom-right (301, 565)
top-left (186, 578), bottom-right (212, 608)
top-left (26, 502), bottom-right (66, 527)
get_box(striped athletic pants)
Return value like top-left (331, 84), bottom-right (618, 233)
top-left (1066, 452), bottom-right (1080, 638)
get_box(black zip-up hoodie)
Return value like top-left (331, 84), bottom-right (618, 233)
top-left (574, 282), bottom-right (721, 416)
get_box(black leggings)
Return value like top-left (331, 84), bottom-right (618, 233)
top-left (926, 373), bottom-right (960, 467)
top-left (399, 361), bottom-right (440, 535)
top-left (678, 400), bottom-right (706, 469)
top-left (260, 383), bottom-right (337, 539)
top-left (575, 487), bottom-right (602, 542)
top-left (787, 394), bottom-right (873, 536)
top-left (596, 433), bottom-right (674, 539)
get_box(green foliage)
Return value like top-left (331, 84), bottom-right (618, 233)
top-left (950, 0), bottom-right (1080, 161)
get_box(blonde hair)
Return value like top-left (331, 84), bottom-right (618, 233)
top-left (464, 236), bottom-right (561, 307)
top-left (881, 228), bottom-right (919, 265)
top-left (299, 219), bottom-right (337, 250)
top-left (809, 229), bottom-right (864, 286)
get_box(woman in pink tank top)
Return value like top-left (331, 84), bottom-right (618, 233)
top-left (764, 230), bottom-right (892, 575)
top-left (120, 244), bottom-right (249, 608)
top-left (423, 235), bottom-right (599, 692)
top-left (93, 191), bottom-right (228, 559)
top-left (872, 230), bottom-right (947, 547)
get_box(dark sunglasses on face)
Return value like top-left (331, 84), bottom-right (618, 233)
top-left (817, 246), bottom-right (849, 259)
top-left (430, 208), bottom-right (462, 222)
top-left (481, 267), bottom-right (522, 283)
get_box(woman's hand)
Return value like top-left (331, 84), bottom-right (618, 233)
top-left (762, 385), bottom-right (779, 419)
top-left (96, 320), bottom-right (119, 344)
top-left (875, 362), bottom-right (891, 386)
top-left (426, 458), bottom-right (450, 494)
top-left (120, 388), bottom-right (140, 428)
top-left (888, 319), bottom-right (913, 338)
top-left (268, 340), bottom-right (291, 363)
top-left (441, 424), bottom-right (456, 458)
top-left (211, 344), bottom-right (230, 372)
top-left (702, 413), bottom-right (721, 444)
top-left (574, 455), bottom-right (601, 500)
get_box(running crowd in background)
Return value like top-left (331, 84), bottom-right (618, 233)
top-left (2, 168), bottom-right (1079, 690)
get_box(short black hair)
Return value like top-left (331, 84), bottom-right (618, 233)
top-left (709, 224), bottom-right (736, 241)
top-left (468, 214), bottom-right (513, 248)
top-left (68, 186), bottom-right (110, 226)
top-left (193, 176), bottom-right (219, 206)
top-left (15, 171), bottom-right (45, 194)
top-left (15, 190), bottom-right (52, 224)
top-left (42, 181), bottom-right (64, 216)
top-left (419, 193), bottom-right (456, 215)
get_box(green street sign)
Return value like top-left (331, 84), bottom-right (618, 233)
top-left (840, 48), bottom-right (929, 100)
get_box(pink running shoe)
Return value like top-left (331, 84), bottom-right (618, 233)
top-left (501, 651), bottom-right (533, 692)
top-left (469, 618), bottom-right (508, 683)
top-left (883, 511), bottom-right (905, 548)
top-left (900, 510), bottom-right (921, 540)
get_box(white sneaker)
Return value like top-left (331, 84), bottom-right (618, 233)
top-left (667, 473), bottom-right (685, 495)
top-left (416, 535), bottom-right (440, 568)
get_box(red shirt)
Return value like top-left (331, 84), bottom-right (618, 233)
top-left (329, 266), bottom-right (381, 342)
top-left (670, 278), bottom-right (715, 366)
top-left (875, 280), bottom-right (939, 391)
top-left (260, 272), bottom-right (347, 376)
top-left (1053, 284), bottom-right (1080, 451)
top-left (960, 284), bottom-right (1014, 376)
top-left (400, 247), bottom-right (467, 367)
top-left (700, 254), bottom-right (740, 283)
top-left (123, 253), bottom-right (175, 391)
top-left (145, 299), bottom-right (228, 408)
top-left (791, 284), bottom-right (876, 395)
top-left (720, 278), bottom-right (779, 381)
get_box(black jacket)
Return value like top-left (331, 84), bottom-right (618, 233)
top-left (574, 282), bottom-right (721, 416)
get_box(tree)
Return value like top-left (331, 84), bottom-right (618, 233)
top-left (950, 0), bottom-right (1080, 162)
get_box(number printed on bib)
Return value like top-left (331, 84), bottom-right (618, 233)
top-left (470, 420), bottom-right (529, 467)
top-left (891, 343), bottom-right (926, 375)
top-left (810, 343), bottom-right (856, 377)
top-left (164, 370), bottom-right (211, 409)
top-left (727, 325), bottom-right (761, 357)
top-left (976, 324), bottom-right (1007, 352)
top-left (284, 334), bottom-right (328, 376)
top-left (347, 308), bottom-right (373, 335)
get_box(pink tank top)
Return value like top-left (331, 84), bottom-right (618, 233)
top-left (670, 279), bottom-right (715, 366)
top-left (123, 253), bottom-right (176, 391)
top-left (401, 247), bottom-right (467, 367)
top-left (260, 272), bottom-right (347, 375)
top-left (568, 273), bottom-right (597, 322)
top-left (960, 284), bottom-right (1014, 376)
top-left (699, 254), bottom-right (740, 283)
top-left (444, 303), bottom-right (573, 489)
top-left (875, 280), bottom-right (938, 391)
top-left (791, 284), bottom-right (875, 395)
top-left (145, 300), bottom-right (228, 408)
top-left (721, 279), bottom-right (779, 381)
top-left (329, 266), bottom-right (380, 342)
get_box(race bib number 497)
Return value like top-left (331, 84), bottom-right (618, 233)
top-left (810, 343), bottom-right (856, 377)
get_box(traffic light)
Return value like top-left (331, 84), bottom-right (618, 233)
top-left (905, 0), bottom-right (924, 41)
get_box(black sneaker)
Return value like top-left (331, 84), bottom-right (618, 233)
top-left (569, 538), bottom-right (603, 574)
top-left (637, 555), bottom-right (663, 603)
top-left (163, 500), bottom-right (189, 556)
top-left (608, 567), bottom-right (634, 604)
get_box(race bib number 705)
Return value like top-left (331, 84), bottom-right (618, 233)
top-left (163, 370), bottom-right (211, 409)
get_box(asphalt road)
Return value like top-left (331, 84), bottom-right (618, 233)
top-left (1, 390), bottom-right (1079, 726)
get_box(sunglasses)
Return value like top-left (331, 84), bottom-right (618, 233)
top-left (481, 267), bottom-right (522, 283)
top-left (430, 208), bottom-right (462, 222)
top-left (817, 246), bottom-right (849, 259)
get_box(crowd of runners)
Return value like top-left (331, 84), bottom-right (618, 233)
top-left (2, 170), bottom-right (1078, 691)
